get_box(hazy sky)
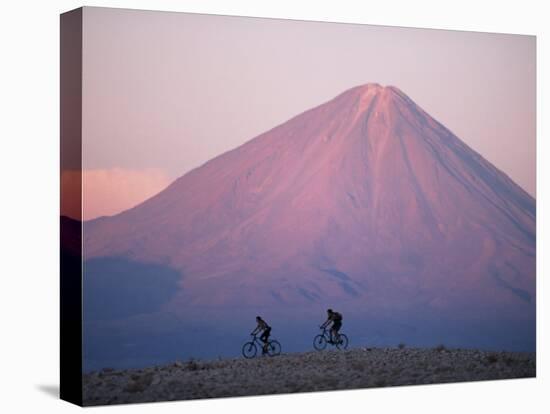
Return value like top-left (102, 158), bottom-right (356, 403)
top-left (81, 7), bottom-right (535, 219)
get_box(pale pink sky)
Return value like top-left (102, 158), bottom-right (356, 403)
top-left (81, 7), bottom-right (535, 220)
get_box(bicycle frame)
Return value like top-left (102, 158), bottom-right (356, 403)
top-left (313, 326), bottom-right (348, 351)
top-left (251, 334), bottom-right (269, 347)
top-left (242, 333), bottom-right (282, 359)
top-left (320, 326), bottom-right (340, 341)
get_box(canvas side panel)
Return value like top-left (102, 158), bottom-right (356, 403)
top-left (60, 7), bottom-right (83, 407)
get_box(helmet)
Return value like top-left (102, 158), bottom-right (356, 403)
top-left (327, 308), bottom-right (333, 313)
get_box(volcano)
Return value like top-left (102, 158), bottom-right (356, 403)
top-left (83, 84), bottom-right (535, 368)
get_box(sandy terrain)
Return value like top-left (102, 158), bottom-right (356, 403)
top-left (82, 346), bottom-right (535, 406)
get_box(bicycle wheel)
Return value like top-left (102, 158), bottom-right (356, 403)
top-left (242, 341), bottom-right (257, 359)
top-left (335, 334), bottom-right (349, 350)
top-left (313, 334), bottom-right (327, 351)
top-left (267, 340), bottom-right (281, 356)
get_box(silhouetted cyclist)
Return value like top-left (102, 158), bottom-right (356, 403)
top-left (251, 316), bottom-right (272, 355)
top-left (320, 308), bottom-right (343, 343)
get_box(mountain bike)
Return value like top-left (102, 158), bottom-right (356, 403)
top-left (242, 334), bottom-right (282, 358)
top-left (313, 326), bottom-right (349, 350)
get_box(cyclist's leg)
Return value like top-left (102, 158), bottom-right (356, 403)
top-left (260, 329), bottom-right (270, 354)
top-left (333, 322), bottom-right (342, 343)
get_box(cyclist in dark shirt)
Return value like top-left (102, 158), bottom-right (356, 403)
top-left (251, 316), bottom-right (272, 355)
top-left (320, 308), bottom-right (343, 343)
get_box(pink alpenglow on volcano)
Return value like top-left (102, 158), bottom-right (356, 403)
top-left (83, 84), bottom-right (535, 368)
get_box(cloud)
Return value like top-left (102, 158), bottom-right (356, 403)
top-left (60, 169), bottom-right (82, 220)
top-left (61, 168), bottom-right (172, 220)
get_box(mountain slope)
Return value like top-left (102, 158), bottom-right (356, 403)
top-left (82, 84), bottom-right (535, 368)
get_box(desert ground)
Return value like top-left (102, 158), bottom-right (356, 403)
top-left (82, 346), bottom-right (535, 406)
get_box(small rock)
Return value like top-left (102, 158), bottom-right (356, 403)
top-left (151, 375), bottom-right (161, 386)
top-left (123, 373), bottom-right (154, 394)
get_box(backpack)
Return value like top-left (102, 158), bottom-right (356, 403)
top-left (333, 312), bottom-right (343, 322)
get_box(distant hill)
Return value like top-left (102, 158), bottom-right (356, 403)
top-left (61, 215), bottom-right (81, 257)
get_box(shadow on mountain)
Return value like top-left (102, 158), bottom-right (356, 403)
top-left (83, 257), bottom-right (181, 321)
